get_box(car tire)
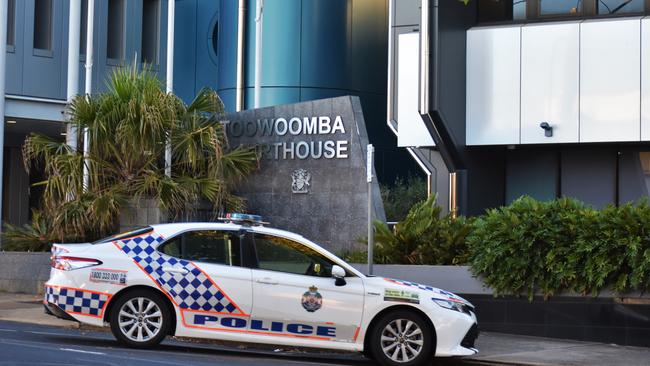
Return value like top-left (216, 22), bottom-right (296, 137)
top-left (109, 289), bottom-right (171, 348)
top-left (368, 309), bottom-right (435, 366)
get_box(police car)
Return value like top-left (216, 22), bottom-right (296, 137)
top-left (44, 214), bottom-right (478, 366)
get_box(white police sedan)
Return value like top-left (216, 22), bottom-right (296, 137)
top-left (44, 214), bottom-right (478, 366)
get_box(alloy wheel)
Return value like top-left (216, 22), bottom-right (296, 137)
top-left (380, 318), bottom-right (424, 363)
top-left (118, 297), bottom-right (163, 342)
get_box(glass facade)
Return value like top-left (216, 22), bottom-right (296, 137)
top-left (598, 0), bottom-right (644, 14)
top-left (539, 0), bottom-right (582, 16)
top-left (479, 0), bottom-right (650, 23)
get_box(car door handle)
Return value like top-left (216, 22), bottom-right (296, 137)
top-left (256, 278), bottom-right (278, 285)
top-left (162, 267), bottom-right (189, 275)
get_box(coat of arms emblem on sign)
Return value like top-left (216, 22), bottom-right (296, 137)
top-left (301, 285), bottom-right (322, 312)
top-left (291, 169), bottom-right (311, 194)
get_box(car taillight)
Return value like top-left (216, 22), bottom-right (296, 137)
top-left (51, 256), bottom-right (102, 271)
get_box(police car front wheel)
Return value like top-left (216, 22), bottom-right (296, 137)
top-left (110, 290), bottom-right (171, 348)
top-left (368, 309), bottom-right (435, 366)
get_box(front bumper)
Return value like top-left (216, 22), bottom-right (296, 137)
top-left (461, 323), bottom-right (479, 349)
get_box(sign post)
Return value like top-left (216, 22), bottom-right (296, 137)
top-left (367, 144), bottom-right (374, 275)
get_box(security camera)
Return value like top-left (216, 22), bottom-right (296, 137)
top-left (539, 122), bottom-right (553, 137)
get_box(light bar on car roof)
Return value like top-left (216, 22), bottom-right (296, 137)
top-left (222, 213), bottom-right (268, 225)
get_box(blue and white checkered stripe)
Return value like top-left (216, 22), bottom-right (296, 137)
top-left (45, 286), bottom-right (109, 317)
top-left (385, 278), bottom-right (435, 292)
top-left (116, 235), bottom-right (242, 314)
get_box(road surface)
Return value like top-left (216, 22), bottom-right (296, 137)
top-left (0, 320), bottom-right (474, 366)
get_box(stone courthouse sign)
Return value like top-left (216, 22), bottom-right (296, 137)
top-left (226, 96), bottom-right (385, 251)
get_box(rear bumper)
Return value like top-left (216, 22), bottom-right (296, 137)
top-left (43, 302), bottom-right (77, 322)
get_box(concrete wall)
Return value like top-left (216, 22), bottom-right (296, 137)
top-left (0, 252), bottom-right (50, 295)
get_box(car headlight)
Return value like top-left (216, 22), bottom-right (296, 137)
top-left (432, 298), bottom-right (465, 313)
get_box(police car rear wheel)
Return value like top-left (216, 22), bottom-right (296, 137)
top-left (110, 290), bottom-right (170, 348)
top-left (369, 310), bottom-right (434, 366)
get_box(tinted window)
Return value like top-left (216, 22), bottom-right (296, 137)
top-left (7, 0), bottom-right (14, 46)
top-left (598, 0), bottom-right (644, 14)
top-left (158, 230), bottom-right (242, 266)
top-left (253, 234), bottom-right (334, 277)
top-left (107, 0), bottom-right (125, 59)
top-left (34, 0), bottom-right (53, 51)
top-left (539, 0), bottom-right (582, 16)
top-left (141, 0), bottom-right (160, 64)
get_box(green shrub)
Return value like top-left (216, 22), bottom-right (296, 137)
top-left (373, 194), bottom-right (472, 265)
top-left (467, 197), bottom-right (650, 299)
top-left (2, 210), bottom-right (59, 251)
top-left (381, 176), bottom-right (427, 222)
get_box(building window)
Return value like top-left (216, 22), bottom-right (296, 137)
top-left (107, 0), bottom-right (125, 60)
top-left (7, 0), bottom-right (15, 46)
top-left (539, 0), bottom-right (582, 16)
top-left (80, 0), bottom-right (88, 55)
top-left (513, 0), bottom-right (527, 20)
top-left (34, 0), bottom-right (53, 51)
top-left (598, 0), bottom-right (644, 14)
top-left (141, 0), bottom-right (160, 64)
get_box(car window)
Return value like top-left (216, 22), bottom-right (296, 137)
top-left (158, 230), bottom-right (241, 266)
top-left (253, 233), bottom-right (334, 277)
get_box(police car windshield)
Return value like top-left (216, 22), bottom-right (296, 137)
top-left (92, 227), bottom-right (153, 244)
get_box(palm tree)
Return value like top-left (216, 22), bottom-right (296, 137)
top-left (20, 66), bottom-right (258, 242)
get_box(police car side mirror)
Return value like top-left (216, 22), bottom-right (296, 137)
top-left (332, 265), bottom-right (346, 286)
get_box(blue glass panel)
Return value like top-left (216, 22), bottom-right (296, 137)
top-left (217, 0), bottom-right (239, 90)
top-left (244, 87), bottom-right (300, 109)
top-left (300, 0), bottom-right (349, 89)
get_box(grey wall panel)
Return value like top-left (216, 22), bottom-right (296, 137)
top-left (580, 19), bottom-right (641, 142)
top-left (619, 148), bottom-right (650, 204)
top-left (506, 148), bottom-right (559, 203)
top-left (390, 26), bottom-right (419, 125)
top-left (22, 0), bottom-right (66, 99)
top-left (561, 148), bottom-right (617, 208)
top-left (642, 17), bottom-right (650, 141)
top-left (466, 147), bottom-right (506, 215)
top-left (466, 26), bottom-right (521, 145)
top-left (94, 0), bottom-right (109, 93)
top-left (5, 0), bottom-right (24, 94)
top-left (3, 146), bottom-right (29, 226)
top-left (521, 22), bottom-right (580, 144)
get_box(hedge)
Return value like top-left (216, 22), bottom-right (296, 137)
top-left (342, 196), bottom-right (650, 300)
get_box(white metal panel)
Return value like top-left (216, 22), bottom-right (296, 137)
top-left (642, 17), bottom-right (650, 141)
top-left (397, 33), bottom-right (435, 147)
top-left (580, 18), bottom-right (641, 142)
top-left (521, 22), bottom-right (580, 144)
top-left (466, 26), bottom-right (521, 145)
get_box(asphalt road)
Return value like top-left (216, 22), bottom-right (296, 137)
top-left (0, 320), bottom-right (474, 366)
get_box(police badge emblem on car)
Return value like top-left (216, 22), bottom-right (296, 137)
top-left (301, 285), bottom-right (323, 312)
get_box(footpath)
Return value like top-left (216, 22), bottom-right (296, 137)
top-left (2, 292), bottom-right (650, 366)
